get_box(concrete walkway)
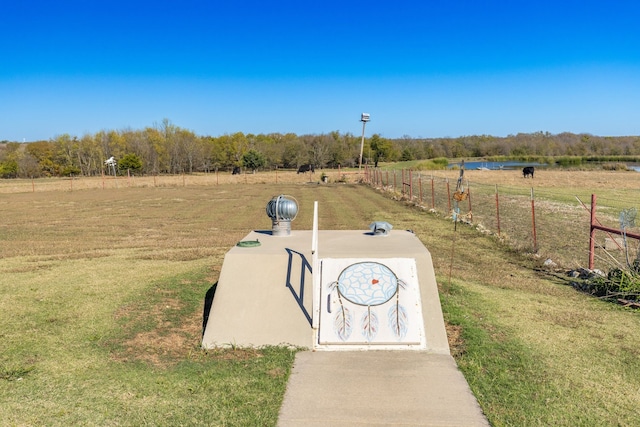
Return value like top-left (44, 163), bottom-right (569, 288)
top-left (278, 351), bottom-right (489, 426)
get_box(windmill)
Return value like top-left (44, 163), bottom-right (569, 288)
top-left (105, 156), bottom-right (117, 177)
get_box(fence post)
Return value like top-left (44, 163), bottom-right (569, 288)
top-left (419, 175), bottom-right (423, 204)
top-left (531, 188), bottom-right (538, 252)
top-left (401, 169), bottom-right (405, 197)
top-left (495, 184), bottom-right (501, 236)
top-left (409, 170), bottom-right (413, 200)
top-left (431, 176), bottom-right (435, 210)
top-left (466, 179), bottom-right (472, 222)
top-left (589, 194), bottom-right (597, 269)
top-left (446, 179), bottom-right (451, 212)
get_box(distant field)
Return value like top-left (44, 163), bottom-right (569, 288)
top-left (0, 169), bottom-right (343, 194)
top-left (2, 167), bottom-right (639, 193)
top-left (1, 172), bottom-right (640, 425)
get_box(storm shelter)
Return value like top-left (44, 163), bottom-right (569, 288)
top-left (202, 228), bottom-right (449, 354)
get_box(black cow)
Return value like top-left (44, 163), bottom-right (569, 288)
top-left (522, 166), bottom-right (534, 178)
top-left (297, 164), bottom-right (315, 174)
top-left (232, 166), bottom-right (241, 175)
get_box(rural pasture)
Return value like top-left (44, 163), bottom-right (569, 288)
top-left (375, 167), bottom-right (640, 270)
top-left (1, 169), bottom-right (640, 426)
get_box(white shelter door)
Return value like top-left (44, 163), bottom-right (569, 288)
top-left (317, 258), bottom-right (425, 348)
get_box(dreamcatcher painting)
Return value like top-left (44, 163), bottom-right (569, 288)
top-left (319, 258), bottom-right (425, 346)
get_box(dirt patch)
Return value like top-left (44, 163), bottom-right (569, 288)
top-left (112, 297), bottom-right (203, 367)
top-left (111, 283), bottom-right (264, 367)
top-left (446, 323), bottom-right (465, 358)
top-left (202, 347), bottom-right (264, 361)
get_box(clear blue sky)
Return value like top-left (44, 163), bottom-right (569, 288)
top-left (2, 0), bottom-right (640, 142)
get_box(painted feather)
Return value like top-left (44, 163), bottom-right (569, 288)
top-left (388, 304), bottom-right (409, 339)
top-left (334, 305), bottom-right (352, 341)
top-left (327, 280), bottom-right (339, 292)
top-left (360, 308), bottom-right (379, 341)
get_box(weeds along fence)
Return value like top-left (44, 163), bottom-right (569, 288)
top-left (366, 168), bottom-right (640, 272)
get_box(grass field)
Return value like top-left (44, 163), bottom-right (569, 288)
top-left (373, 167), bottom-right (640, 270)
top-left (1, 171), bottom-right (640, 426)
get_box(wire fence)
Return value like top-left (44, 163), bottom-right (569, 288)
top-left (2, 167), bottom-right (639, 273)
top-left (366, 168), bottom-right (640, 272)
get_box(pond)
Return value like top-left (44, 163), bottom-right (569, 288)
top-left (448, 161), bottom-right (544, 170)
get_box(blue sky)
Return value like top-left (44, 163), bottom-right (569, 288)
top-left (2, 0), bottom-right (640, 141)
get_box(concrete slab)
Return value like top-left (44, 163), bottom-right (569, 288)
top-left (202, 230), bottom-right (449, 353)
top-left (277, 351), bottom-right (489, 426)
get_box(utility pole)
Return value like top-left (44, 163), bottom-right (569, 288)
top-left (358, 113), bottom-right (370, 171)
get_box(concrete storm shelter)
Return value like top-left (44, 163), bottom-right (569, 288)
top-left (202, 196), bottom-right (448, 352)
top-left (202, 196), bottom-right (489, 426)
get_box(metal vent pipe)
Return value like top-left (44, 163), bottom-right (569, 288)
top-left (266, 195), bottom-right (298, 236)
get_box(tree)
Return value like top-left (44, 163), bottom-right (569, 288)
top-left (369, 134), bottom-right (393, 167)
top-left (242, 149), bottom-right (266, 172)
top-left (26, 141), bottom-right (56, 176)
top-left (118, 153), bottom-right (143, 173)
top-left (18, 153), bottom-right (41, 178)
top-left (400, 148), bottom-right (415, 161)
top-left (0, 159), bottom-right (18, 178)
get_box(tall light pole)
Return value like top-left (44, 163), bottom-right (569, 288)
top-left (358, 113), bottom-right (370, 171)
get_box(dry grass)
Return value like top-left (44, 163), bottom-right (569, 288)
top-left (2, 171), bottom-right (640, 425)
top-left (423, 168), bottom-right (640, 190)
top-left (0, 169), bottom-right (350, 194)
top-left (374, 168), bottom-right (640, 269)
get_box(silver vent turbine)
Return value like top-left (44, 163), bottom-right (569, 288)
top-left (266, 195), bottom-right (299, 236)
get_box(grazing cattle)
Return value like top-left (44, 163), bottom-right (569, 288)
top-left (522, 166), bottom-right (535, 178)
top-left (297, 164), bottom-right (315, 174)
top-left (232, 166), bottom-right (241, 175)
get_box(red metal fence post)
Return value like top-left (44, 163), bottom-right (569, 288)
top-left (466, 179), bottom-right (472, 222)
top-left (409, 170), bottom-right (413, 200)
top-left (531, 188), bottom-right (538, 252)
top-left (431, 176), bottom-right (435, 210)
top-left (495, 184), bottom-right (501, 236)
top-left (589, 194), bottom-right (597, 269)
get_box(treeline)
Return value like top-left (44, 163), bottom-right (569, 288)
top-left (1, 121), bottom-right (640, 178)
